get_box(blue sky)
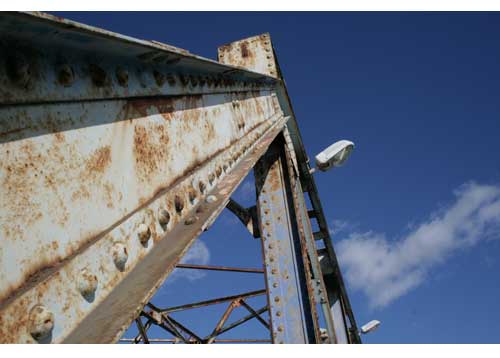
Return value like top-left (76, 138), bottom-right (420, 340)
top-left (52, 12), bottom-right (500, 343)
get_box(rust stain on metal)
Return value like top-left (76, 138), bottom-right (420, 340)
top-left (0, 82), bottom-right (283, 342)
top-left (85, 146), bottom-right (111, 174)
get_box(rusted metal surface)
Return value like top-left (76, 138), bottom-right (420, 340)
top-left (0, 92), bottom-right (279, 299)
top-left (218, 33), bottom-right (278, 78)
top-left (0, 12), bottom-right (276, 105)
top-left (0, 72), bottom-right (288, 342)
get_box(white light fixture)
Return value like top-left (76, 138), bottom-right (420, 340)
top-left (311, 140), bottom-right (355, 173)
top-left (360, 320), bottom-right (381, 334)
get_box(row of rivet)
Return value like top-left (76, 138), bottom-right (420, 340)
top-left (25, 114), bottom-right (275, 342)
top-left (258, 160), bottom-right (286, 340)
top-left (5, 53), bottom-right (267, 91)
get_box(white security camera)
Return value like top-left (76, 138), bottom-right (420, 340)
top-left (314, 140), bottom-right (355, 172)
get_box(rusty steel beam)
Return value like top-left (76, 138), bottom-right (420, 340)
top-left (239, 300), bottom-right (270, 330)
top-left (254, 136), bottom-right (318, 343)
top-left (135, 318), bottom-right (150, 344)
top-left (135, 301), bottom-right (269, 344)
top-left (0, 12), bottom-right (276, 105)
top-left (206, 300), bottom-right (239, 343)
top-left (226, 199), bottom-right (260, 237)
top-left (215, 306), bottom-right (269, 337)
top-left (175, 263), bottom-right (264, 274)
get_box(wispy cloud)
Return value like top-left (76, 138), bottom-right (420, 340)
top-left (329, 219), bottom-right (357, 236)
top-left (166, 240), bottom-right (211, 284)
top-left (336, 182), bottom-right (500, 308)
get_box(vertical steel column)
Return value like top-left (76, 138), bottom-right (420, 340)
top-left (282, 128), bottom-right (339, 344)
top-left (324, 275), bottom-right (349, 344)
top-left (254, 135), bottom-right (318, 343)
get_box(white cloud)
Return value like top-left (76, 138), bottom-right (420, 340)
top-left (336, 182), bottom-right (500, 308)
top-left (329, 219), bottom-right (356, 235)
top-left (166, 240), bottom-right (211, 284)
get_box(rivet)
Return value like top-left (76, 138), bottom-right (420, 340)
top-left (190, 75), bottom-right (198, 86)
top-left (28, 305), bottom-right (54, 342)
top-left (272, 282), bottom-right (278, 288)
top-left (89, 63), bottom-right (107, 87)
top-left (158, 208), bottom-right (171, 228)
top-left (271, 268), bottom-right (277, 275)
top-left (277, 324), bottom-right (284, 332)
top-left (153, 70), bottom-right (166, 86)
top-left (116, 67), bottom-right (129, 87)
top-left (137, 223), bottom-right (151, 244)
top-left (188, 189), bottom-right (197, 204)
top-left (77, 268), bottom-right (98, 298)
top-left (57, 64), bottom-right (75, 87)
top-left (215, 166), bottom-right (222, 178)
top-left (174, 195), bottom-right (184, 213)
top-left (274, 296), bottom-right (280, 303)
top-left (185, 216), bottom-right (198, 225)
top-left (111, 241), bottom-right (128, 270)
top-left (198, 181), bottom-right (206, 194)
top-left (276, 311), bottom-right (282, 317)
top-left (206, 195), bottom-right (217, 203)
top-left (208, 173), bottom-right (215, 185)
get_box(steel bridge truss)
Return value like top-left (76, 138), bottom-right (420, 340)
top-left (0, 12), bottom-right (360, 344)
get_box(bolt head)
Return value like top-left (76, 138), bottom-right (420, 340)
top-left (111, 241), bottom-right (128, 270)
top-left (158, 208), bottom-right (170, 228)
top-left (137, 223), bottom-right (151, 244)
top-left (29, 305), bottom-right (54, 342)
top-left (116, 67), bottom-right (129, 87)
top-left (78, 268), bottom-right (98, 298)
top-left (57, 64), bottom-right (75, 86)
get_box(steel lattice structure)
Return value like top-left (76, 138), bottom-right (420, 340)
top-left (0, 12), bottom-right (360, 344)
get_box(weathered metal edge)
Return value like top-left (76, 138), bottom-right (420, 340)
top-left (15, 12), bottom-right (278, 81)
